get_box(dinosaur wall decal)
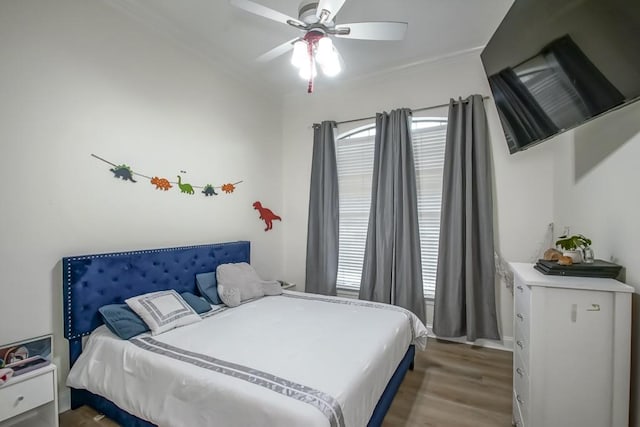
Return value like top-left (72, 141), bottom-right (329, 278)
top-left (150, 176), bottom-right (172, 191)
top-left (93, 154), bottom-right (244, 198)
top-left (253, 201), bottom-right (281, 232)
top-left (177, 175), bottom-right (194, 195)
top-left (202, 184), bottom-right (218, 196)
top-left (110, 165), bottom-right (136, 182)
top-left (222, 183), bottom-right (236, 194)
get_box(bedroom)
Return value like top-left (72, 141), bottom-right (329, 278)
top-left (0, 0), bottom-right (638, 426)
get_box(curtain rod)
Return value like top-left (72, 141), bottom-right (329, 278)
top-left (333, 95), bottom-right (491, 126)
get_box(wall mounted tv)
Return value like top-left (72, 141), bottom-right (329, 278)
top-left (481, 0), bottom-right (640, 154)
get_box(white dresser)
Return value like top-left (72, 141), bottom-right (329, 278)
top-left (510, 263), bottom-right (632, 427)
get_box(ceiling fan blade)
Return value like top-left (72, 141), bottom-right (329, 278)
top-left (256, 38), bottom-right (298, 63)
top-left (316, 0), bottom-right (346, 23)
top-left (230, 0), bottom-right (304, 28)
top-left (334, 22), bottom-right (408, 41)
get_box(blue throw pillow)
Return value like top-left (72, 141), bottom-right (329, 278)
top-left (196, 271), bottom-right (222, 305)
top-left (99, 304), bottom-right (149, 340)
top-left (180, 292), bottom-right (212, 314)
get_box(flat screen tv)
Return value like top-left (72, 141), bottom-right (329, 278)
top-left (481, 0), bottom-right (640, 154)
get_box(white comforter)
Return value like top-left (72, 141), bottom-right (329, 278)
top-left (67, 291), bottom-right (427, 427)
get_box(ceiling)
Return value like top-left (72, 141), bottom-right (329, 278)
top-left (107, 0), bottom-right (513, 96)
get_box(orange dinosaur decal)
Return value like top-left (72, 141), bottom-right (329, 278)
top-left (222, 183), bottom-right (236, 194)
top-left (150, 176), bottom-right (172, 191)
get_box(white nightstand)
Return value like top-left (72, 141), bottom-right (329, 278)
top-left (0, 364), bottom-right (59, 427)
top-left (280, 282), bottom-right (296, 290)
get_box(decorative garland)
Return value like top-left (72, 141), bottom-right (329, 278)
top-left (92, 154), bottom-right (243, 196)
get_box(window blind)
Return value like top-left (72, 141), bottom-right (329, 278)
top-left (336, 119), bottom-right (447, 298)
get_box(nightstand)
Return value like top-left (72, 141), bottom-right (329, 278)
top-left (280, 281), bottom-right (296, 290)
top-left (0, 364), bottom-right (59, 427)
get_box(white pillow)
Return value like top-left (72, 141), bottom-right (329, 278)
top-left (262, 280), bottom-right (283, 296)
top-left (125, 290), bottom-right (201, 335)
top-left (217, 262), bottom-right (281, 307)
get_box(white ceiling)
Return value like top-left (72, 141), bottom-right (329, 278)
top-left (107, 0), bottom-right (513, 97)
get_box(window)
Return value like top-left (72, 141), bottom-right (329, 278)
top-left (336, 118), bottom-right (447, 298)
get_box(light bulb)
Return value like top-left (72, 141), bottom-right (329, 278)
top-left (298, 59), bottom-right (318, 80)
top-left (321, 49), bottom-right (342, 77)
top-left (291, 40), bottom-right (308, 68)
top-left (315, 37), bottom-right (333, 65)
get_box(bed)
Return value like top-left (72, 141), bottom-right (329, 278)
top-left (63, 241), bottom-right (427, 426)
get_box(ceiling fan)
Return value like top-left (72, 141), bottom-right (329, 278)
top-left (229, 0), bottom-right (408, 93)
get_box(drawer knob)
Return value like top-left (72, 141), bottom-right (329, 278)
top-left (516, 367), bottom-right (524, 377)
top-left (516, 395), bottom-right (524, 405)
top-left (17, 395), bottom-right (24, 402)
top-left (517, 285), bottom-right (524, 292)
top-left (516, 313), bottom-right (524, 321)
top-left (516, 340), bottom-right (524, 349)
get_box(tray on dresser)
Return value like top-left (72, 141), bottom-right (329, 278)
top-left (534, 259), bottom-right (622, 278)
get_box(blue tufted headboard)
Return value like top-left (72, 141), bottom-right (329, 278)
top-left (62, 241), bottom-right (250, 367)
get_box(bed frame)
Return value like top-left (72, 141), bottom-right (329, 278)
top-left (63, 241), bottom-right (414, 427)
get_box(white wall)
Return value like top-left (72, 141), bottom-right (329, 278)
top-left (281, 51), bottom-right (557, 346)
top-left (551, 100), bottom-right (640, 426)
top-left (0, 0), bottom-right (284, 410)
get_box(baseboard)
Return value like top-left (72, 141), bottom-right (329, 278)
top-left (426, 325), bottom-right (514, 352)
top-left (59, 387), bottom-right (71, 413)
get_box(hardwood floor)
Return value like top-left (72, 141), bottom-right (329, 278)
top-left (59, 338), bottom-right (513, 427)
top-left (383, 339), bottom-right (513, 427)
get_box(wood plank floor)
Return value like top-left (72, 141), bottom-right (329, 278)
top-left (59, 338), bottom-right (513, 427)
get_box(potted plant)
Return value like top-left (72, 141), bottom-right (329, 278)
top-left (555, 234), bottom-right (592, 263)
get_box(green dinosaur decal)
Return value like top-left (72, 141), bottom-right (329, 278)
top-left (110, 165), bottom-right (137, 183)
top-left (177, 175), bottom-right (194, 195)
top-left (202, 184), bottom-right (218, 196)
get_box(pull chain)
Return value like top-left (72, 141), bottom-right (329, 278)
top-left (307, 41), bottom-right (314, 94)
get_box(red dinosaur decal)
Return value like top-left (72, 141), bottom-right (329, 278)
top-left (150, 176), bottom-right (172, 191)
top-left (253, 201), bottom-right (281, 231)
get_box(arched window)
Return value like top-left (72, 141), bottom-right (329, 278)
top-left (336, 118), bottom-right (447, 298)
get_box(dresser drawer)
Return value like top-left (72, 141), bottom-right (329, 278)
top-left (514, 353), bottom-right (530, 425)
top-left (513, 281), bottom-right (531, 313)
top-left (0, 370), bottom-right (54, 422)
top-left (514, 283), bottom-right (531, 343)
top-left (513, 391), bottom-right (526, 427)
top-left (514, 322), bottom-right (529, 370)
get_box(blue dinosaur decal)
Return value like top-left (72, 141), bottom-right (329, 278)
top-left (202, 184), bottom-right (218, 196)
top-left (110, 165), bottom-right (137, 183)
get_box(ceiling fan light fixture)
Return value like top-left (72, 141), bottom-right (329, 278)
top-left (291, 40), bottom-right (308, 68)
top-left (298, 59), bottom-right (318, 80)
top-left (230, 0), bottom-right (409, 92)
top-left (314, 36), bottom-right (333, 65)
top-left (321, 53), bottom-right (341, 77)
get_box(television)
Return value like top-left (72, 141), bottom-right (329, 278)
top-left (481, 0), bottom-right (640, 154)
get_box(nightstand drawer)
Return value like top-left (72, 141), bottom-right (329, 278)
top-left (0, 370), bottom-right (54, 422)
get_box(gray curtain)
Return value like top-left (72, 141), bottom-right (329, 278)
top-left (305, 121), bottom-right (339, 296)
top-left (433, 95), bottom-right (500, 341)
top-left (359, 109), bottom-right (426, 324)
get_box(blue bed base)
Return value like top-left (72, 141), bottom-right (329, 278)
top-left (62, 241), bottom-right (414, 426)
